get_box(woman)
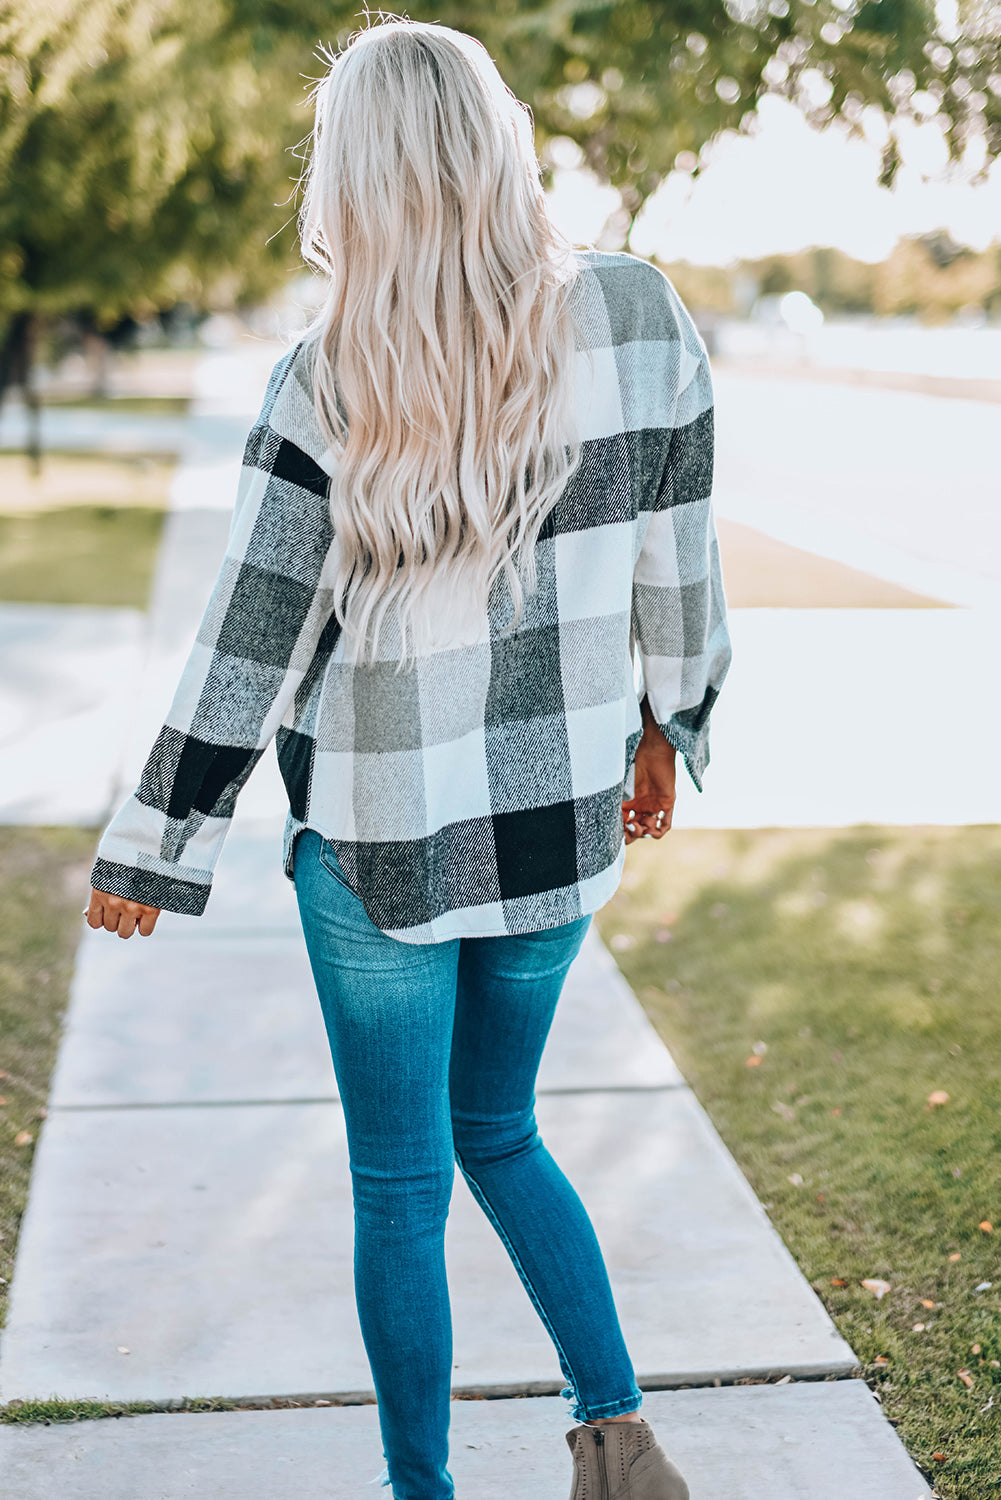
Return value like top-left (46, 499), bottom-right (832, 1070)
top-left (86, 18), bottom-right (730, 1500)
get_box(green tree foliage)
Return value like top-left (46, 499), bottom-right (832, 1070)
top-left (0, 1), bottom-right (309, 330)
top-left (403, 0), bottom-right (1001, 224)
top-left (1, 0), bottom-right (999, 396)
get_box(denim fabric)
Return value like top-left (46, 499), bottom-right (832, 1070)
top-left (293, 828), bottom-right (644, 1500)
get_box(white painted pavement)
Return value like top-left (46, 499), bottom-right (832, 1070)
top-left (713, 370), bottom-right (1001, 598)
top-left (0, 404), bottom-right (191, 455)
top-left (0, 605), bottom-right (145, 825)
top-left (673, 605), bottom-right (1001, 829)
top-left (713, 369), bottom-right (1001, 608)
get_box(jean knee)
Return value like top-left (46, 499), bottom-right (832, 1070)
top-left (351, 1162), bottom-right (455, 1237)
top-left (451, 1106), bottom-right (540, 1171)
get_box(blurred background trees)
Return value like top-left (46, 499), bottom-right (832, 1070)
top-left (662, 234), bottom-right (1001, 318)
top-left (1, 0), bottom-right (1000, 416)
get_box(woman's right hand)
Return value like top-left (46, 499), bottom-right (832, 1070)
top-left (622, 704), bottom-right (677, 845)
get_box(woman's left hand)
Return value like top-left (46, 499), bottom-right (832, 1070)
top-left (85, 888), bottom-right (161, 939)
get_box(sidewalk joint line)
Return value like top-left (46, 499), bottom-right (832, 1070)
top-left (51, 1082), bottom-right (690, 1113)
top-left (0, 1368), bottom-right (867, 1425)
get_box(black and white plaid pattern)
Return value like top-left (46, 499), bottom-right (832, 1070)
top-left (92, 250), bottom-right (732, 941)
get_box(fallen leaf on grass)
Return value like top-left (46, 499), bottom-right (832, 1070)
top-left (971, 1343), bottom-right (982, 1355)
top-left (913, 1323), bottom-right (926, 1332)
top-left (745, 1055), bottom-right (763, 1068)
top-left (862, 1279), bottom-right (892, 1299)
top-left (873, 1355), bottom-right (890, 1366)
top-left (932, 1453), bottom-right (947, 1462)
top-left (926, 1091), bottom-right (950, 1109)
top-left (830, 1106), bottom-right (842, 1116)
top-left (948, 1252), bottom-right (962, 1262)
top-left (787, 1173), bottom-right (804, 1187)
top-left (830, 1277), bottom-right (848, 1286)
top-left (920, 1299), bottom-right (937, 1309)
top-left (13, 1130), bottom-right (32, 1147)
top-left (957, 1369), bottom-right (974, 1389)
top-left (975, 1281), bottom-right (993, 1291)
top-left (978, 1221), bottom-right (993, 1233)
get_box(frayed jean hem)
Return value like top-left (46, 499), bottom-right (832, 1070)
top-left (562, 1384), bottom-right (644, 1424)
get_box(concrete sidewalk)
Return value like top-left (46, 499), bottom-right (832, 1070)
top-left (3, 1384), bottom-right (929, 1500)
top-left (0, 342), bottom-right (944, 1496)
top-left (1, 795), bottom-right (933, 1496)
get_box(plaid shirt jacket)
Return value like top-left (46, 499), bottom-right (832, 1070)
top-left (92, 250), bottom-right (732, 942)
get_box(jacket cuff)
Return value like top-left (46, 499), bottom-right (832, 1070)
top-left (655, 716), bottom-right (710, 794)
top-left (90, 857), bottom-right (210, 917)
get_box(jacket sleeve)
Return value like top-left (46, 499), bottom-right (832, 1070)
top-left (631, 292), bottom-right (731, 792)
top-left (90, 345), bottom-right (337, 915)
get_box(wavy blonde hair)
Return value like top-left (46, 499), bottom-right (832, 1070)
top-left (298, 16), bottom-right (588, 667)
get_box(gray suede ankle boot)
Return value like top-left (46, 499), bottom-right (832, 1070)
top-left (565, 1418), bottom-right (690, 1500)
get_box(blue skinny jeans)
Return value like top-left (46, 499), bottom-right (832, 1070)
top-left (292, 829), bottom-right (643, 1500)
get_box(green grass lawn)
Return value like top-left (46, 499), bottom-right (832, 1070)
top-left (0, 830), bottom-right (97, 1333)
top-left (596, 826), bottom-right (1001, 1500)
top-left (0, 505), bottom-right (166, 607)
top-left (41, 395), bottom-right (190, 416)
top-left (0, 449), bottom-right (170, 608)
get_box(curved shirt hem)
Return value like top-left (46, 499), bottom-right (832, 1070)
top-left (283, 813), bottom-right (626, 945)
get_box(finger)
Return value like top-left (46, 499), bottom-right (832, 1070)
top-left (137, 909), bottom-right (160, 937)
top-left (102, 904), bottom-right (121, 934)
top-left (116, 913), bottom-right (137, 939)
top-left (629, 808), bottom-right (672, 840)
top-left (84, 897), bottom-right (103, 929)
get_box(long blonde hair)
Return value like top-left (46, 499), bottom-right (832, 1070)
top-left (298, 16), bottom-right (588, 667)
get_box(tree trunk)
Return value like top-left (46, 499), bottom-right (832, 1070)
top-left (84, 328), bottom-right (111, 400)
top-left (0, 311), bottom-right (42, 474)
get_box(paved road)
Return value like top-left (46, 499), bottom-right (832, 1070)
top-left (713, 370), bottom-right (1001, 602)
